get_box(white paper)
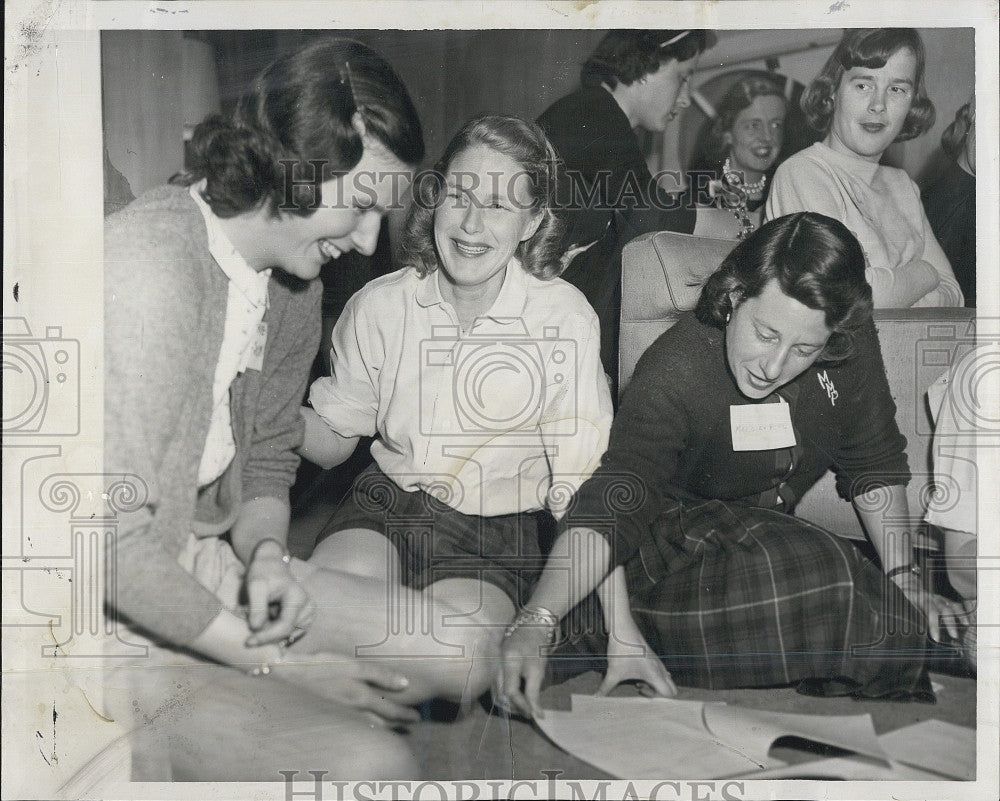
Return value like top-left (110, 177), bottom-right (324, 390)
top-left (703, 704), bottom-right (889, 768)
top-left (535, 694), bottom-right (890, 779)
top-left (878, 719), bottom-right (977, 779)
top-left (730, 401), bottom-right (796, 451)
top-left (536, 697), bottom-right (775, 779)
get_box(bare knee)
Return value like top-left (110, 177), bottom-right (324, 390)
top-left (417, 582), bottom-right (513, 703)
top-left (310, 528), bottom-right (394, 578)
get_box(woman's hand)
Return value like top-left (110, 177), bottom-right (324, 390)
top-left (244, 539), bottom-right (317, 647)
top-left (272, 652), bottom-right (421, 728)
top-left (495, 625), bottom-right (553, 719)
top-left (597, 621), bottom-right (677, 698)
top-left (892, 574), bottom-right (964, 643)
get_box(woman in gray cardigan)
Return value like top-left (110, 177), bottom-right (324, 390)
top-left (104, 39), bottom-right (424, 780)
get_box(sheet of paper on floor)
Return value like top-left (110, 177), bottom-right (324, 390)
top-left (739, 756), bottom-right (946, 780)
top-left (534, 695), bottom-right (890, 780)
top-left (878, 719), bottom-right (976, 779)
top-left (535, 699), bottom-right (764, 779)
top-left (736, 720), bottom-right (975, 780)
top-left (703, 704), bottom-right (887, 768)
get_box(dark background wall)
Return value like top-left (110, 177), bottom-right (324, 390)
top-left (101, 27), bottom-right (975, 201)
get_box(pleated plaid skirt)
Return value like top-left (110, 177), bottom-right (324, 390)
top-left (559, 498), bottom-right (935, 700)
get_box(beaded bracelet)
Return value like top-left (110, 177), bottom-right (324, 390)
top-left (504, 605), bottom-right (562, 646)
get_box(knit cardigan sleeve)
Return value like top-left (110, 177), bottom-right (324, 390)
top-left (104, 197), bottom-right (228, 644)
top-left (240, 274), bottom-right (322, 504)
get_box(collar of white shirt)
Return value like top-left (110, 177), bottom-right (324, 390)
top-left (189, 181), bottom-right (271, 307)
top-left (415, 258), bottom-right (530, 324)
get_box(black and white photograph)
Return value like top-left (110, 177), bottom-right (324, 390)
top-left (3, 2), bottom-right (998, 799)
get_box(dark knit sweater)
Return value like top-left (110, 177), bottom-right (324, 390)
top-left (538, 86), bottom-right (696, 381)
top-left (922, 160), bottom-right (976, 307)
top-left (104, 185), bottom-right (322, 644)
top-left (564, 312), bottom-right (909, 566)
top-left (538, 85), bottom-right (695, 254)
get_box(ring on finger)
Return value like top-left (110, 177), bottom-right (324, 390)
top-left (280, 627), bottom-right (308, 648)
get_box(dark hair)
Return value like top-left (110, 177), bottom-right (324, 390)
top-left (401, 115), bottom-right (566, 280)
top-left (695, 212), bottom-right (873, 362)
top-left (581, 29), bottom-right (711, 89)
top-left (941, 97), bottom-right (974, 159)
top-left (175, 38), bottom-right (424, 218)
top-left (801, 28), bottom-right (935, 142)
top-left (707, 75), bottom-right (787, 164)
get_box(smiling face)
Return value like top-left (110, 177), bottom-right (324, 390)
top-left (826, 47), bottom-right (917, 163)
top-left (433, 144), bottom-right (542, 306)
top-left (726, 279), bottom-right (832, 400)
top-left (724, 94), bottom-right (786, 180)
top-left (630, 56), bottom-right (699, 132)
top-left (267, 140), bottom-right (410, 281)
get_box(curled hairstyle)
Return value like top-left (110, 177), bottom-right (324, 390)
top-left (707, 76), bottom-right (787, 164)
top-left (941, 97), bottom-right (974, 159)
top-left (401, 115), bottom-right (566, 280)
top-left (581, 29), bottom-right (711, 89)
top-left (695, 212), bottom-right (873, 362)
top-left (801, 28), bottom-right (935, 142)
top-left (175, 38), bottom-right (424, 218)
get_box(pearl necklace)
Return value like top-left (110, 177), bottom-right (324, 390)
top-left (722, 156), bottom-right (767, 196)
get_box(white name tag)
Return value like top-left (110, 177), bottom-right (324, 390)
top-left (245, 321), bottom-right (267, 372)
top-left (730, 400), bottom-right (796, 451)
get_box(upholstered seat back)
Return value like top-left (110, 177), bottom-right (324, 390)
top-left (619, 231), bottom-right (734, 392)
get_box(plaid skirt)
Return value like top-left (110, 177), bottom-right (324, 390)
top-left (558, 498), bottom-right (935, 700)
top-left (317, 465), bottom-right (545, 605)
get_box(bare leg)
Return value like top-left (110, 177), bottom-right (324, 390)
top-left (295, 530), bottom-right (515, 705)
top-left (105, 660), bottom-right (418, 781)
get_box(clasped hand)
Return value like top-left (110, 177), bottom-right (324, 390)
top-left (244, 540), bottom-right (316, 647)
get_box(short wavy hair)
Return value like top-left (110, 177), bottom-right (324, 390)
top-left (707, 75), bottom-right (787, 165)
top-left (173, 38), bottom-right (424, 218)
top-left (401, 115), bottom-right (566, 280)
top-left (942, 96), bottom-right (975, 160)
top-left (695, 212), bottom-right (873, 362)
top-left (580, 29), bottom-right (712, 89)
top-left (801, 28), bottom-right (935, 143)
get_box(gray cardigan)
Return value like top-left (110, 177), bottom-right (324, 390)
top-left (104, 185), bottom-right (322, 644)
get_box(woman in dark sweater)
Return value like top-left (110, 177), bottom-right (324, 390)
top-left (497, 213), bottom-right (964, 716)
top-left (538, 29), bottom-right (713, 390)
top-left (922, 97), bottom-right (976, 306)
